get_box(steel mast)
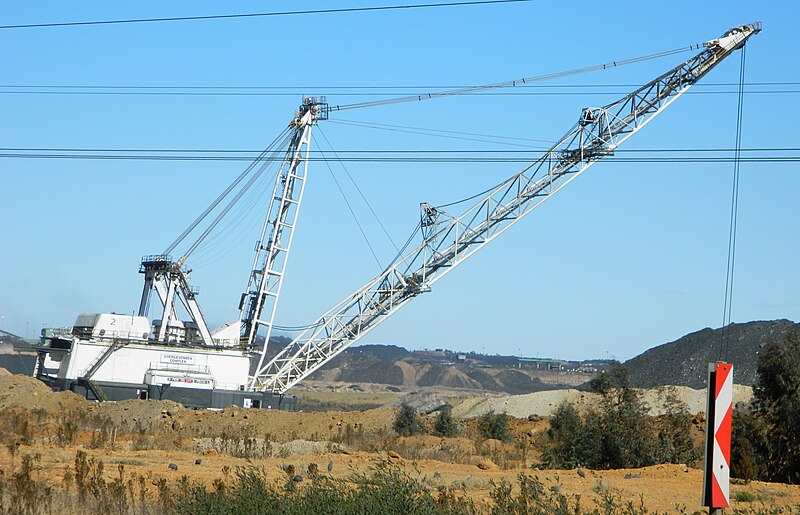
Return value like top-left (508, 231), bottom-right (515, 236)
top-left (249, 23), bottom-right (760, 393)
top-left (242, 97), bottom-right (327, 389)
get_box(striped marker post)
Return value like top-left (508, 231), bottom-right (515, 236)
top-left (702, 362), bottom-right (733, 511)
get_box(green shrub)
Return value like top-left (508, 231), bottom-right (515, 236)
top-left (541, 376), bottom-right (698, 470)
top-left (175, 461), bottom-right (476, 515)
top-left (478, 411), bottom-right (511, 442)
top-left (732, 490), bottom-right (758, 502)
top-left (731, 329), bottom-right (800, 484)
top-left (541, 403), bottom-right (602, 469)
top-left (393, 402), bottom-right (425, 437)
top-left (655, 389), bottom-right (700, 466)
top-left (433, 405), bottom-right (459, 438)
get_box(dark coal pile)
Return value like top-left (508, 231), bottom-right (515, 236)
top-left (624, 319), bottom-right (799, 388)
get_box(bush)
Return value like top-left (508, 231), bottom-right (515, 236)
top-left (175, 461), bottom-right (476, 515)
top-left (541, 403), bottom-right (603, 469)
top-left (393, 403), bottom-right (425, 437)
top-left (541, 375), bottom-right (698, 470)
top-left (654, 389), bottom-right (700, 466)
top-left (478, 411), bottom-right (511, 442)
top-left (432, 405), bottom-right (459, 438)
top-left (732, 329), bottom-right (800, 484)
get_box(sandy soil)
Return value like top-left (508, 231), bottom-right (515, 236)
top-left (0, 374), bottom-right (795, 513)
top-left (2, 442), bottom-right (798, 513)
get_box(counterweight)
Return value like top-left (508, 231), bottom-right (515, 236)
top-left (251, 23), bottom-right (761, 392)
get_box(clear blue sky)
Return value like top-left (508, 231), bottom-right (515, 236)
top-left (1, 1), bottom-right (797, 360)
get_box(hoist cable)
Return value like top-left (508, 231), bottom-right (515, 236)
top-left (329, 45), bottom-right (703, 112)
top-left (720, 44), bottom-right (748, 362)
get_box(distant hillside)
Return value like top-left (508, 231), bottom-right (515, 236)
top-left (300, 344), bottom-right (597, 394)
top-left (624, 319), bottom-right (799, 389)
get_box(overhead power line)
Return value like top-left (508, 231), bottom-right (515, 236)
top-left (1, 147), bottom-right (796, 153)
top-left (2, 89), bottom-right (796, 98)
top-left (1, 81), bottom-right (796, 90)
top-left (0, 152), bottom-right (796, 164)
top-left (0, 0), bottom-right (532, 30)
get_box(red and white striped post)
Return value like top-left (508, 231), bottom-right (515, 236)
top-left (702, 362), bottom-right (733, 512)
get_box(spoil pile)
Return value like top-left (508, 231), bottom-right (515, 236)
top-left (0, 374), bottom-right (88, 412)
top-left (452, 385), bottom-right (753, 419)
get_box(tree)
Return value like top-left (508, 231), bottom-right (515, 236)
top-left (655, 389), bottom-right (700, 465)
top-left (731, 408), bottom-right (770, 482)
top-left (541, 402), bottom-right (603, 469)
top-left (432, 405), bottom-right (459, 438)
top-left (743, 329), bottom-right (800, 483)
top-left (393, 403), bottom-right (425, 437)
top-left (477, 411), bottom-right (511, 442)
top-left (599, 384), bottom-right (657, 469)
top-left (540, 366), bottom-right (692, 470)
top-left (589, 361), bottom-right (630, 396)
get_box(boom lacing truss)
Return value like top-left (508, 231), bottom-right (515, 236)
top-left (252, 23), bottom-right (760, 392)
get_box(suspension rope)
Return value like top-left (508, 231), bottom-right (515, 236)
top-left (162, 127), bottom-right (291, 256)
top-left (329, 45), bottom-right (703, 112)
top-left (318, 126), bottom-right (400, 253)
top-left (328, 119), bottom-right (551, 148)
top-left (182, 151), bottom-right (280, 259)
top-left (313, 134), bottom-right (383, 269)
top-left (720, 44), bottom-right (748, 362)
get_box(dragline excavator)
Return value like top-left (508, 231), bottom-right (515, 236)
top-left (124, 23), bottom-right (759, 397)
top-left (247, 22), bottom-right (761, 392)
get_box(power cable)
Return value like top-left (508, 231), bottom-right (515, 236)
top-left (1, 81), bottom-right (795, 90)
top-left (0, 0), bottom-right (531, 30)
top-left (1, 153), bottom-right (797, 163)
top-left (720, 44), bottom-right (748, 362)
top-left (4, 89), bottom-right (797, 97)
top-left (2, 146), bottom-right (798, 154)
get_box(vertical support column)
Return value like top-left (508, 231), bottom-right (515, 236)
top-left (703, 362), bottom-right (733, 512)
top-left (138, 271), bottom-right (154, 316)
top-left (157, 277), bottom-right (178, 342)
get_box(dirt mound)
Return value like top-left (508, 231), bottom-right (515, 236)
top-left (92, 398), bottom-right (188, 431)
top-left (166, 406), bottom-right (396, 443)
top-left (0, 374), bottom-right (87, 412)
top-left (452, 386), bottom-right (754, 419)
top-left (638, 385), bottom-right (753, 415)
top-left (385, 391), bottom-right (448, 414)
top-left (453, 389), bottom-right (597, 419)
top-left (625, 319), bottom-right (799, 388)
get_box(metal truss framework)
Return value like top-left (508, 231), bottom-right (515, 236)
top-left (243, 98), bottom-right (327, 389)
top-left (252, 24), bottom-right (760, 392)
top-left (138, 255), bottom-right (214, 345)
